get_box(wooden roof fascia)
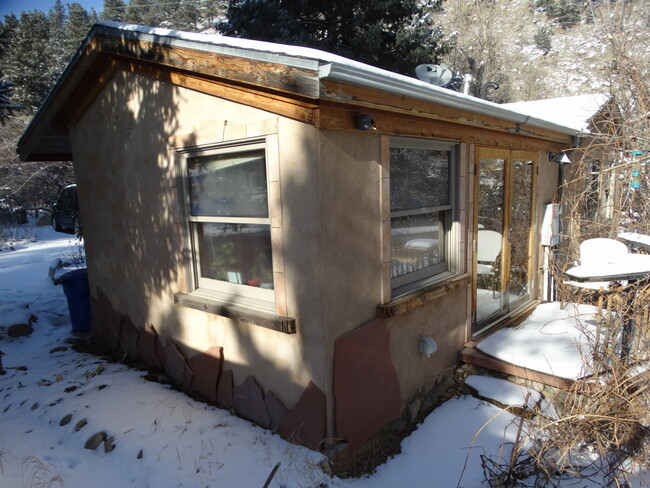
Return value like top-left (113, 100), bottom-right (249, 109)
top-left (320, 79), bottom-right (575, 147)
top-left (318, 100), bottom-right (570, 152)
top-left (18, 38), bottom-right (108, 161)
top-left (116, 58), bottom-right (320, 125)
top-left (94, 33), bottom-right (322, 100)
top-left (51, 55), bottom-right (119, 131)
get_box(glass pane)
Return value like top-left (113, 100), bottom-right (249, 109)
top-left (476, 158), bottom-right (505, 325)
top-left (509, 159), bottom-right (533, 298)
top-left (390, 147), bottom-right (450, 212)
top-left (188, 149), bottom-right (268, 218)
top-left (391, 212), bottom-right (444, 279)
top-left (197, 223), bottom-right (274, 289)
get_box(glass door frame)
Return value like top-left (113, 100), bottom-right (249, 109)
top-left (472, 147), bottom-right (537, 334)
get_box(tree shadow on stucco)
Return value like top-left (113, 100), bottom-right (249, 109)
top-left (76, 31), bottom-right (327, 449)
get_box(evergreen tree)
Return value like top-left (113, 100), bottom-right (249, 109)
top-left (64, 3), bottom-right (93, 55)
top-left (172, 0), bottom-right (201, 31)
top-left (124, 0), bottom-right (163, 26)
top-left (201, 0), bottom-right (224, 27)
top-left (101, 0), bottom-right (127, 22)
top-left (46, 0), bottom-right (68, 81)
top-left (218, 0), bottom-right (450, 75)
top-left (3, 11), bottom-right (51, 114)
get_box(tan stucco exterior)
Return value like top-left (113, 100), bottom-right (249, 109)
top-left (18, 21), bottom-right (585, 457)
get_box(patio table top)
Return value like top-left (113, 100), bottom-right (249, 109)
top-left (565, 253), bottom-right (650, 282)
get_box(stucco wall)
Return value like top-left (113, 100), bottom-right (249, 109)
top-left (69, 68), bottom-right (478, 451)
top-left (69, 70), bottom-right (326, 410)
top-left (315, 130), bottom-right (469, 410)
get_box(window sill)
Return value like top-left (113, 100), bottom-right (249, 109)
top-left (174, 292), bottom-right (296, 334)
top-left (377, 273), bottom-right (470, 318)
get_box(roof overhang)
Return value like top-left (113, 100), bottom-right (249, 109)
top-left (18, 21), bottom-right (588, 162)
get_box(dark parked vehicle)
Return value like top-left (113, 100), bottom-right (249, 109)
top-left (51, 184), bottom-right (80, 235)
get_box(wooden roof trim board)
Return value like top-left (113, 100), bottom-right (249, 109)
top-left (95, 33), bottom-right (321, 99)
top-left (18, 21), bottom-right (587, 162)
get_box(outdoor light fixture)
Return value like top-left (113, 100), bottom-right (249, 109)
top-left (549, 151), bottom-right (572, 164)
top-left (355, 114), bottom-right (376, 131)
top-left (419, 337), bottom-right (438, 358)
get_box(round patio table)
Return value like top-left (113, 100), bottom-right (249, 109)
top-left (564, 253), bottom-right (650, 359)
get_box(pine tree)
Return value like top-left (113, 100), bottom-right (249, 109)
top-left (172, 0), bottom-right (201, 31)
top-left (64, 3), bottom-right (93, 55)
top-left (124, 0), bottom-right (163, 26)
top-left (46, 0), bottom-right (68, 82)
top-left (218, 0), bottom-right (450, 75)
top-left (3, 11), bottom-right (52, 114)
top-left (101, 0), bottom-right (127, 22)
top-left (201, 0), bottom-right (223, 27)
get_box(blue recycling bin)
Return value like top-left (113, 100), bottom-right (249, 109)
top-left (60, 268), bottom-right (91, 332)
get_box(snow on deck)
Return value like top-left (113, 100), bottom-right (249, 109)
top-left (476, 302), bottom-right (599, 380)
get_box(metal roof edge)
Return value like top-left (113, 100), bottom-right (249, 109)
top-left (319, 62), bottom-right (585, 138)
top-left (19, 21), bottom-right (585, 160)
top-left (92, 22), bottom-right (324, 71)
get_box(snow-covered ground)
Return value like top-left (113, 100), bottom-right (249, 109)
top-left (0, 222), bottom-right (635, 487)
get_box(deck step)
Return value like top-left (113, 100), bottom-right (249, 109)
top-left (465, 374), bottom-right (542, 411)
top-left (460, 347), bottom-right (574, 389)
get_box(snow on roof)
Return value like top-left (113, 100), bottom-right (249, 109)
top-left (502, 93), bottom-right (609, 132)
top-left (93, 21), bottom-right (589, 137)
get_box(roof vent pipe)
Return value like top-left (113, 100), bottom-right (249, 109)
top-left (462, 74), bottom-right (472, 95)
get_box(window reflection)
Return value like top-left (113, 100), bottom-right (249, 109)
top-left (197, 223), bottom-right (274, 289)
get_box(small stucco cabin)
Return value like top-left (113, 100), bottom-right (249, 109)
top-left (18, 22), bottom-right (584, 460)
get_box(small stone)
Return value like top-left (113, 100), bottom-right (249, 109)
top-left (408, 398), bottom-right (422, 423)
top-left (137, 449), bottom-right (143, 459)
top-left (30, 403), bottom-right (38, 410)
top-left (60, 414), bottom-right (73, 426)
top-left (104, 436), bottom-right (116, 453)
top-left (64, 386), bottom-right (78, 393)
top-left (74, 419), bottom-right (88, 431)
top-left (84, 432), bottom-right (106, 450)
top-left (7, 323), bottom-right (33, 338)
top-left (50, 346), bottom-right (68, 354)
top-left (15, 366), bottom-right (27, 371)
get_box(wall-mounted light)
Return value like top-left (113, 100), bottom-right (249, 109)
top-left (549, 151), bottom-right (572, 164)
top-left (355, 114), bottom-right (376, 131)
top-left (419, 337), bottom-right (438, 358)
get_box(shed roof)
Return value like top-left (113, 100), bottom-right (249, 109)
top-left (18, 21), bottom-right (588, 161)
top-left (503, 94), bottom-right (609, 132)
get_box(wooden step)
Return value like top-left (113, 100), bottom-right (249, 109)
top-left (460, 347), bottom-right (574, 390)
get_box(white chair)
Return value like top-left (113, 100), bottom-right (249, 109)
top-left (477, 230), bottom-right (502, 296)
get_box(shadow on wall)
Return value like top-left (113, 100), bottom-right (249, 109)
top-left (89, 287), bottom-right (326, 451)
top-left (77, 34), bottom-right (326, 451)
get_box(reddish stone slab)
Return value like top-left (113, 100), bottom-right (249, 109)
top-left (163, 340), bottom-right (187, 386)
top-left (334, 318), bottom-right (401, 450)
top-left (216, 370), bottom-right (233, 409)
top-left (233, 376), bottom-right (270, 429)
top-left (188, 346), bottom-right (223, 402)
top-left (120, 315), bottom-right (139, 358)
top-left (280, 381), bottom-right (326, 451)
top-left (264, 390), bottom-right (288, 433)
top-left (138, 323), bottom-right (162, 368)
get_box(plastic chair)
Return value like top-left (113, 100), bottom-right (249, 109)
top-left (477, 230), bottom-right (502, 297)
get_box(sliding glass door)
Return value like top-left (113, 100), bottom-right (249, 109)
top-left (474, 148), bottom-right (536, 332)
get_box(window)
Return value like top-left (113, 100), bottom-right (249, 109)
top-left (178, 140), bottom-right (275, 312)
top-left (390, 138), bottom-right (457, 295)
